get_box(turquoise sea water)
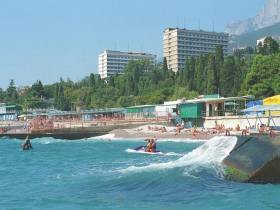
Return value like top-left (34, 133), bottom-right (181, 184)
top-left (1, 136), bottom-right (280, 210)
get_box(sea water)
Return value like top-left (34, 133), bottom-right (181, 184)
top-left (0, 137), bottom-right (280, 210)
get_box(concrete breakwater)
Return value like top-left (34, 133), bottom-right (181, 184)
top-left (0, 121), bottom-right (168, 140)
top-left (223, 135), bottom-right (280, 183)
top-left (0, 127), bottom-right (108, 140)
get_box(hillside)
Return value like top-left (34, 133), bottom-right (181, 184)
top-left (230, 22), bottom-right (280, 49)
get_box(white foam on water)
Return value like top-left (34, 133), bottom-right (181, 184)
top-left (126, 148), bottom-right (164, 155)
top-left (157, 138), bottom-right (207, 143)
top-left (121, 136), bottom-right (237, 173)
top-left (88, 135), bottom-right (208, 143)
top-left (165, 152), bottom-right (184, 157)
top-left (126, 149), bottom-right (183, 157)
top-left (87, 133), bottom-right (116, 140)
top-left (33, 138), bottom-right (66, 144)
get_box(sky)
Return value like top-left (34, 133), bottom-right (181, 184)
top-left (0, 0), bottom-right (266, 88)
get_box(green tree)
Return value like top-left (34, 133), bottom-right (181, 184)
top-left (206, 55), bottom-right (216, 94)
top-left (258, 37), bottom-right (279, 55)
top-left (31, 80), bottom-right (45, 98)
top-left (215, 46), bottom-right (224, 89)
top-left (220, 56), bottom-right (235, 96)
top-left (89, 73), bottom-right (96, 87)
top-left (0, 88), bottom-right (5, 102)
top-left (162, 57), bottom-right (168, 77)
top-left (6, 79), bottom-right (18, 103)
top-left (194, 55), bottom-right (207, 93)
top-left (187, 58), bottom-right (195, 90)
top-left (244, 54), bottom-right (280, 97)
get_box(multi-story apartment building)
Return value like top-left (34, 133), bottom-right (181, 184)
top-left (163, 28), bottom-right (229, 72)
top-left (98, 50), bottom-right (156, 79)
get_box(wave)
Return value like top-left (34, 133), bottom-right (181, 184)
top-left (32, 138), bottom-right (67, 144)
top-left (126, 148), bottom-right (183, 157)
top-left (165, 152), bottom-right (184, 157)
top-left (121, 136), bottom-right (237, 174)
top-left (88, 134), bottom-right (207, 143)
top-left (87, 134), bottom-right (116, 140)
top-left (157, 139), bottom-right (207, 143)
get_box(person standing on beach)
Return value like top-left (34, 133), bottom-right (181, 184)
top-left (269, 127), bottom-right (277, 138)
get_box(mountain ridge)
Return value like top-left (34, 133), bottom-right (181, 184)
top-left (229, 22), bottom-right (280, 50)
top-left (226, 0), bottom-right (280, 35)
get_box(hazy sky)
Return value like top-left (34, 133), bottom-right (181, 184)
top-left (0, 0), bottom-right (266, 88)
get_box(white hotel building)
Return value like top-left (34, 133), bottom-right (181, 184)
top-left (98, 50), bottom-right (157, 79)
top-left (163, 28), bottom-right (229, 72)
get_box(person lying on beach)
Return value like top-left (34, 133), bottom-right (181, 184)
top-left (0, 127), bottom-right (4, 134)
top-left (160, 126), bottom-right (167, 133)
top-left (192, 127), bottom-right (199, 137)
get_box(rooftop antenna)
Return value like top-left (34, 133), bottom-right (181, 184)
top-left (212, 21), bottom-right (215, 32)
top-left (140, 43), bottom-right (143, 52)
top-left (184, 17), bottom-right (186, 29)
top-left (198, 19), bottom-right (201, 30)
top-left (127, 43), bottom-right (130, 52)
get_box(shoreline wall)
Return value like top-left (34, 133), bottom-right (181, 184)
top-left (0, 121), bottom-right (169, 140)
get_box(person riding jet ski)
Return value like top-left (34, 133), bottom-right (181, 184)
top-left (22, 135), bottom-right (32, 150)
top-left (134, 137), bottom-right (158, 153)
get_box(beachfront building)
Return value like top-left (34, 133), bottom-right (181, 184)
top-left (81, 108), bottom-right (126, 121)
top-left (98, 50), bottom-right (157, 79)
top-left (0, 103), bottom-right (22, 121)
top-left (178, 95), bottom-right (254, 127)
top-left (155, 99), bottom-right (184, 118)
top-left (163, 28), bottom-right (229, 72)
top-left (179, 103), bottom-right (205, 127)
top-left (125, 105), bottom-right (156, 120)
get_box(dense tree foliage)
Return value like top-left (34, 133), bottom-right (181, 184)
top-left (244, 54), bottom-right (280, 97)
top-left (1, 38), bottom-right (279, 111)
top-left (257, 36), bottom-right (279, 55)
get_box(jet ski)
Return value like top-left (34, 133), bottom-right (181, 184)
top-left (126, 146), bottom-right (163, 155)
